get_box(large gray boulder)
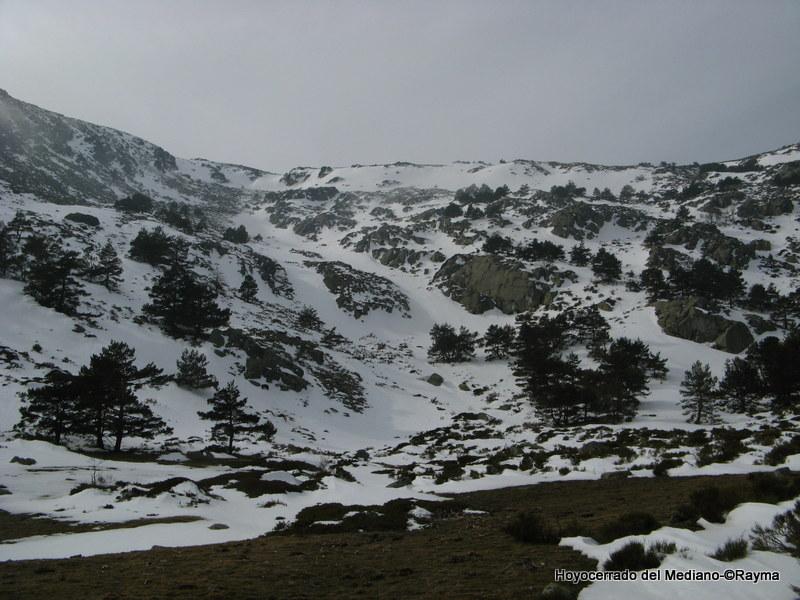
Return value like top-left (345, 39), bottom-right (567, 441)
top-left (654, 297), bottom-right (754, 353)
top-left (432, 254), bottom-right (552, 314)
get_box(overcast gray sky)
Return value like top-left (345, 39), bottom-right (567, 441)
top-left (1, 0), bottom-right (799, 171)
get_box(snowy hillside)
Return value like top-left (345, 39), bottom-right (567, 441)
top-left (0, 91), bottom-right (799, 599)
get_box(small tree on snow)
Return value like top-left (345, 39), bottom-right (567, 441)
top-left (239, 273), bottom-right (258, 303)
top-left (428, 323), bottom-right (477, 363)
top-left (680, 361), bottom-right (719, 424)
top-left (175, 349), bottom-right (217, 389)
top-left (198, 381), bottom-right (259, 453)
top-left (482, 324), bottom-right (516, 360)
top-left (91, 240), bottom-right (123, 291)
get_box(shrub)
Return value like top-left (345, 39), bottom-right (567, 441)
top-left (748, 471), bottom-right (800, 504)
top-left (649, 540), bottom-right (677, 557)
top-left (672, 486), bottom-right (741, 526)
top-left (764, 435), bottom-right (800, 466)
top-left (653, 457), bottom-right (683, 477)
top-left (603, 542), bottom-right (662, 571)
top-left (711, 537), bottom-right (748, 561)
top-left (115, 192), bottom-right (154, 213)
top-left (597, 512), bottom-right (660, 543)
top-left (505, 512), bottom-right (560, 544)
top-left (751, 501), bottom-right (800, 558)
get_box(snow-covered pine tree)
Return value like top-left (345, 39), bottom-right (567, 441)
top-left (680, 361), bottom-right (719, 424)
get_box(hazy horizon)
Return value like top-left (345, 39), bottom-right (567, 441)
top-left (1, 0), bottom-right (799, 171)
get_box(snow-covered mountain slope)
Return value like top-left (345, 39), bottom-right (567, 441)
top-left (0, 89), bottom-right (270, 207)
top-left (0, 90), bottom-right (798, 563)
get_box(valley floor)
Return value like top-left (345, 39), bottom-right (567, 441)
top-left (1, 472), bottom-right (798, 600)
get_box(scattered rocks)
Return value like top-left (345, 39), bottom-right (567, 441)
top-left (308, 261), bottom-right (411, 319)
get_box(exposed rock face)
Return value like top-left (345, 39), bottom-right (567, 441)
top-left (293, 212), bottom-right (356, 238)
top-left (662, 223), bottom-right (756, 268)
top-left (371, 247), bottom-right (426, 268)
top-left (654, 297), bottom-right (754, 353)
top-left (432, 254), bottom-right (552, 314)
top-left (737, 196), bottom-right (794, 219)
top-left (253, 253), bottom-right (293, 298)
top-left (545, 201), bottom-right (649, 240)
top-left (547, 201), bottom-right (606, 239)
top-left (343, 223), bottom-right (426, 253)
top-left (307, 261), bottom-right (411, 319)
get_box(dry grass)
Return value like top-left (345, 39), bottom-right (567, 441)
top-left (0, 472), bottom-right (794, 600)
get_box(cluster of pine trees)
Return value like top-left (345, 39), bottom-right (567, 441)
top-left (0, 211), bottom-right (124, 315)
top-left (16, 343), bottom-right (276, 453)
top-left (512, 313), bottom-right (665, 424)
top-left (427, 307), bottom-right (665, 424)
top-left (680, 330), bottom-right (800, 423)
top-left (134, 229), bottom-right (230, 338)
top-left (480, 233), bottom-right (622, 281)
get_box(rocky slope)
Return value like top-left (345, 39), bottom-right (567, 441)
top-left (0, 90), bottom-right (798, 560)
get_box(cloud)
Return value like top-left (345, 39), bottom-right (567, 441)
top-left (1, 0), bottom-right (798, 171)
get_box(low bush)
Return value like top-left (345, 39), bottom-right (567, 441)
top-left (653, 458), bottom-right (683, 477)
top-left (711, 537), bottom-right (748, 561)
top-left (751, 501), bottom-right (800, 558)
top-left (603, 542), bottom-right (662, 571)
top-left (596, 512), bottom-right (660, 543)
top-left (505, 512), bottom-right (560, 544)
top-left (671, 485), bottom-right (741, 527)
top-left (764, 435), bottom-right (800, 466)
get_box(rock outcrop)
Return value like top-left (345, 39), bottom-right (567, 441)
top-left (307, 261), bottom-right (411, 319)
top-left (432, 254), bottom-right (552, 314)
top-left (654, 297), bottom-right (754, 353)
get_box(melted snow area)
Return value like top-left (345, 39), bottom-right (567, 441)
top-left (0, 92), bottom-right (799, 598)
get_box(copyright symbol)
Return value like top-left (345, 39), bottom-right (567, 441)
top-left (724, 570), bottom-right (735, 580)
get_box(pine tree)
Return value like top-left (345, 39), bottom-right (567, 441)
top-left (259, 419), bottom-right (278, 443)
top-left (198, 381), bottom-right (259, 453)
top-left (640, 267), bottom-right (668, 303)
top-left (512, 313), bottom-right (571, 422)
top-left (93, 241), bottom-right (123, 291)
top-left (0, 221), bottom-right (18, 278)
top-left (591, 248), bottom-right (622, 283)
top-left (594, 337), bottom-right (653, 421)
top-left (76, 341), bottom-right (169, 450)
top-left (428, 324), bottom-right (477, 363)
top-left (720, 357), bottom-right (763, 414)
top-left (297, 306), bottom-right (322, 330)
top-left (239, 273), bottom-right (258, 303)
top-left (15, 369), bottom-right (79, 445)
top-left (175, 348), bottom-right (217, 389)
top-left (143, 260), bottom-right (230, 338)
top-left (680, 361), bottom-right (719, 424)
top-left (569, 242), bottom-right (592, 267)
top-left (483, 324), bottom-right (516, 360)
top-left (24, 242), bottom-right (85, 315)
